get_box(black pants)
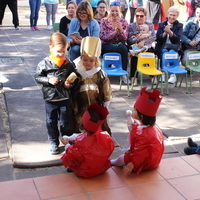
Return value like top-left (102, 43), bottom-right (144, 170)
top-left (102, 44), bottom-right (128, 71)
top-left (129, 7), bottom-right (136, 23)
top-left (0, 0), bottom-right (19, 27)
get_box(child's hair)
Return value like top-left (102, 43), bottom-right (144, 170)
top-left (136, 109), bottom-right (156, 126)
top-left (81, 108), bottom-right (102, 134)
top-left (80, 55), bottom-right (101, 68)
top-left (139, 24), bottom-right (149, 31)
top-left (66, 1), bottom-right (77, 10)
top-left (76, 1), bottom-right (93, 21)
top-left (50, 32), bottom-right (68, 49)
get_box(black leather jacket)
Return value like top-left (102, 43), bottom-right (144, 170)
top-left (35, 57), bottom-right (77, 101)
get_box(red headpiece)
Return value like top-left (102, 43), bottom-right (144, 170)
top-left (134, 87), bottom-right (162, 117)
top-left (82, 103), bottom-right (109, 132)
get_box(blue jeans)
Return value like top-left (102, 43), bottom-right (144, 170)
top-left (44, 3), bottom-right (58, 26)
top-left (45, 99), bottom-right (71, 146)
top-left (69, 45), bottom-right (80, 61)
top-left (29, 0), bottom-right (41, 27)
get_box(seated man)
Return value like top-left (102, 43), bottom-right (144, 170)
top-left (181, 3), bottom-right (200, 68)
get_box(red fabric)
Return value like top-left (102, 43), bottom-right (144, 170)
top-left (124, 124), bottom-right (164, 175)
top-left (61, 130), bottom-right (115, 177)
top-left (186, 1), bottom-right (193, 18)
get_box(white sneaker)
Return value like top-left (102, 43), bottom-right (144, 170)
top-left (46, 26), bottom-right (52, 30)
top-left (168, 74), bottom-right (177, 84)
top-left (131, 77), bottom-right (137, 86)
top-left (159, 74), bottom-right (165, 82)
top-left (121, 75), bottom-right (131, 84)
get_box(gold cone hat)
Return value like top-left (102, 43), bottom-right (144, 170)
top-left (81, 36), bottom-right (101, 58)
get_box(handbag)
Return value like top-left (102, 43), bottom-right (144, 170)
top-left (163, 43), bottom-right (180, 51)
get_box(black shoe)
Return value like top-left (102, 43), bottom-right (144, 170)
top-left (66, 168), bottom-right (73, 173)
top-left (184, 147), bottom-right (197, 155)
top-left (187, 137), bottom-right (198, 148)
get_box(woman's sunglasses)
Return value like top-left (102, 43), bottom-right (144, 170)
top-left (110, 2), bottom-right (120, 6)
top-left (136, 15), bottom-right (145, 18)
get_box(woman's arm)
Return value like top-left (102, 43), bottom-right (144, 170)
top-left (90, 19), bottom-right (100, 37)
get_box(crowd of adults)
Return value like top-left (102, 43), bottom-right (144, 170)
top-left (1, 0), bottom-right (200, 85)
top-left (60, 0), bottom-right (200, 85)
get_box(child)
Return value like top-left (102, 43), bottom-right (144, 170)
top-left (35, 32), bottom-right (78, 155)
top-left (61, 102), bottom-right (115, 177)
top-left (72, 36), bottom-right (112, 135)
top-left (111, 87), bottom-right (164, 175)
top-left (130, 24), bottom-right (152, 56)
top-left (184, 137), bottom-right (200, 155)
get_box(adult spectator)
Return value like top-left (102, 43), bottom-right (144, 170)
top-left (155, 6), bottom-right (183, 84)
top-left (0, 0), bottom-right (20, 30)
top-left (118, 0), bottom-right (128, 18)
top-left (59, 1), bottom-right (77, 36)
top-left (29, 0), bottom-right (41, 31)
top-left (128, 0), bottom-right (143, 23)
top-left (44, 0), bottom-right (58, 30)
top-left (146, 0), bottom-right (165, 30)
top-left (127, 7), bottom-right (156, 85)
top-left (90, 0), bottom-right (109, 13)
top-left (68, 1), bottom-right (100, 61)
top-left (181, 3), bottom-right (200, 68)
top-left (94, 0), bottom-right (108, 24)
top-left (100, 2), bottom-right (129, 84)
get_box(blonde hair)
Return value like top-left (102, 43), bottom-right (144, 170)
top-left (76, 1), bottom-right (93, 21)
top-left (135, 7), bottom-right (147, 16)
top-left (50, 33), bottom-right (68, 49)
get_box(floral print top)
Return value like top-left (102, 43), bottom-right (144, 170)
top-left (100, 18), bottom-right (128, 44)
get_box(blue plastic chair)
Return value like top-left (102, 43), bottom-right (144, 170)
top-left (185, 51), bottom-right (200, 93)
top-left (102, 52), bottom-right (130, 96)
top-left (161, 50), bottom-right (188, 94)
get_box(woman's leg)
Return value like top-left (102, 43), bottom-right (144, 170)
top-left (130, 56), bottom-right (138, 78)
top-left (51, 3), bottom-right (58, 25)
top-left (69, 45), bottom-right (80, 61)
top-left (44, 3), bottom-right (51, 26)
top-left (33, 0), bottom-right (41, 27)
top-left (29, 0), bottom-right (36, 27)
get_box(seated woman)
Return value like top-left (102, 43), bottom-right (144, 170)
top-left (67, 1), bottom-right (100, 61)
top-left (155, 6), bottom-right (183, 84)
top-left (94, 0), bottom-right (108, 24)
top-left (100, 2), bottom-right (129, 84)
top-left (59, 1), bottom-right (77, 37)
top-left (127, 7), bottom-right (156, 86)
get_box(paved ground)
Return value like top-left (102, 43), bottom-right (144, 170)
top-left (0, 5), bottom-right (200, 182)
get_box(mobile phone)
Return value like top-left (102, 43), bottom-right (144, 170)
top-left (73, 32), bottom-right (81, 37)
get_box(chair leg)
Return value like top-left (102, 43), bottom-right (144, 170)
top-left (185, 73), bottom-right (189, 94)
top-left (131, 71), bottom-right (138, 90)
top-left (126, 74), bottom-right (130, 96)
top-left (119, 77), bottom-right (122, 90)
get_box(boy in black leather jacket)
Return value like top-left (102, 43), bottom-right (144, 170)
top-left (35, 33), bottom-right (78, 155)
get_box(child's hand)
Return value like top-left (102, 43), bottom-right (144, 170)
top-left (122, 162), bottom-right (134, 175)
top-left (64, 80), bottom-right (70, 88)
top-left (49, 77), bottom-right (59, 85)
top-left (60, 136), bottom-right (69, 145)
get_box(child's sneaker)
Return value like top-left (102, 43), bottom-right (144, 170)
top-left (50, 145), bottom-right (59, 155)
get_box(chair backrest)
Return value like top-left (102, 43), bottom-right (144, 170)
top-left (137, 52), bottom-right (156, 70)
top-left (53, 23), bottom-right (60, 33)
top-left (102, 52), bottom-right (127, 76)
top-left (161, 51), bottom-right (180, 69)
top-left (186, 51), bottom-right (200, 70)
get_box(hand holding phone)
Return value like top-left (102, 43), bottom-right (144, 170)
top-left (73, 32), bottom-right (81, 38)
